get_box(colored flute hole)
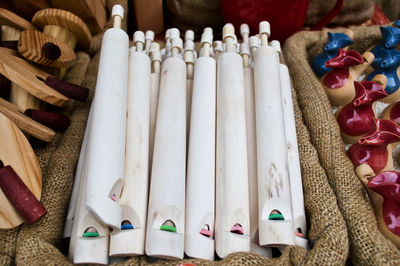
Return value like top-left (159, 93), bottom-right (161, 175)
top-left (230, 223), bottom-right (244, 235)
top-left (83, 227), bottom-right (99, 237)
top-left (110, 194), bottom-right (117, 201)
top-left (160, 220), bottom-right (177, 232)
top-left (200, 224), bottom-right (212, 237)
top-left (121, 220), bottom-right (134, 230)
top-left (295, 227), bottom-right (305, 238)
top-left (269, 210), bottom-right (284, 220)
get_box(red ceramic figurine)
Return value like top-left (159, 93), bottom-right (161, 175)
top-left (366, 171), bottom-right (400, 248)
top-left (336, 76), bottom-right (387, 144)
top-left (347, 118), bottom-right (400, 180)
top-left (322, 49), bottom-right (374, 106)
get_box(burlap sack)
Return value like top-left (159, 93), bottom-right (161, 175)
top-left (1, 0), bottom-right (349, 264)
top-left (284, 25), bottom-right (400, 265)
top-left (305, 0), bottom-right (375, 27)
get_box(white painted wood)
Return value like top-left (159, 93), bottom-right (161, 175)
top-left (184, 38), bottom-right (195, 149)
top-left (85, 6), bottom-right (128, 230)
top-left (149, 42), bottom-right (161, 175)
top-left (277, 59), bottom-right (308, 248)
top-left (215, 24), bottom-right (250, 258)
top-left (240, 43), bottom-right (271, 257)
top-left (69, 101), bottom-right (109, 264)
top-left (254, 22), bottom-right (295, 248)
top-left (109, 47), bottom-right (151, 256)
top-left (184, 30), bottom-right (216, 260)
top-left (240, 24), bottom-right (250, 45)
top-left (145, 38), bottom-right (186, 260)
top-left (145, 30), bottom-right (154, 53)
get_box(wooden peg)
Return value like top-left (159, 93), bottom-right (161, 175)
top-left (18, 30), bottom-right (76, 68)
top-left (0, 97), bottom-right (55, 142)
top-left (215, 23), bottom-right (250, 258)
top-left (254, 22), bottom-right (296, 248)
top-left (240, 24), bottom-right (250, 44)
top-left (145, 30), bottom-right (154, 53)
top-left (0, 112), bottom-right (42, 229)
top-left (0, 8), bottom-right (38, 31)
top-left (185, 29), bottom-right (216, 260)
top-left (212, 41), bottom-right (223, 61)
top-left (184, 32), bottom-right (195, 149)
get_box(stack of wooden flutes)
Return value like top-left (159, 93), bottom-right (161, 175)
top-left (65, 5), bottom-right (308, 264)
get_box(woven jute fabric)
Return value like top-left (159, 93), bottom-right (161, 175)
top-left (305, 0), bottom-right (375, 27)
top-left (284, 25), bottom-right (400, 265)
top-left (3, 0), bottom-right (349, 264)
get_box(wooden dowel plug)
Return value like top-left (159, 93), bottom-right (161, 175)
top-left (24, 109), bottom-right (70, 131)
top-left (0, 164), bottom-right (46, 224)
top-left (43, 76), bottom-right (89, 102)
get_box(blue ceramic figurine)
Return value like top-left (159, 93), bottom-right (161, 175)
top-left (312, 31), bottom-right (354, 77)
top-left (370, 26), bottom-right (400, 70)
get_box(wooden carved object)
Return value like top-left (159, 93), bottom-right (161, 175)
top-left (322, 49), bottom-right (374, 106)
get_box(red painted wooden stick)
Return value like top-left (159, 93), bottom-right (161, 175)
top-left (24, 109), bottom-right (70, 131)
top-left (43, 76), bottom-right (89, 102)
top-left (0, 161), bottom-right (46, 225)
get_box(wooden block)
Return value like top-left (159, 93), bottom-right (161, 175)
top-left (133, 0), bottom-right (164, 34)
top-left (0, 112), bottom-right (42, 229)
top-left (0, 97), bottom-right (55, 142)
top-left (0, 50), bottom-right (69, 107)
top-left (18, 30), bottom-right (75, 68)
top-left (32, 8), bottom-right (92, 50)
top-left (0, 8), bottom-right (38, 31)
top-left (49, 0), bottom-right (107, 34)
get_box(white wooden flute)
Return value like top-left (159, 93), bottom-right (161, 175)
top-left (145, 36), bottom-right (186, 259)
top-left (184, 28), bottom-right (216, 260)
top-left (184, 30), bottom-right (195, 149)
top-left (270, 40), bottom-right (308, 248)
top-left (254, 21), bottom-right (295, 248)
top-left (109, 31), bottom-right (151, 256)
top-left (215, 23), bottom-right (250, 258)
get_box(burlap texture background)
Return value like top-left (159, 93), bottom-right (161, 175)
top-left (305, 0), bottom-right (375, 27)
top-left (0, 0), bottom-right (350, 264)
top-left (284, 25), bottom-right (400, 265)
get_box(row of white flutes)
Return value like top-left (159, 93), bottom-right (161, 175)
top-left (65, 5), bottom-right (307, 264)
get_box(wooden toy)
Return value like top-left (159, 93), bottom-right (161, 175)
top-left (184, 30), bottom-right (195, 148)
top-left (215, 23), bottom-right (250, 258)
top-left (336, 76), bottom-right (387, 144)
top-left (322, 49), bottom-right (374, 106)
top-left (145, 36), bottom-right (186, 260)
top-left (271, 40), bottom-right (308, 248)
top-left (0, 9), bottom-right (41, 117)
top-left (367, 49), bottom-right (400, 103)
top-left (240, 41), bottom-right (270, 257)
top-left (0, 112), bottom-right (42, 229)
top-left (83, 4), bottom-right (128, 230)
top-left (311, 30), bottom-right (354, 78)
top-left (366, 171), bottom-right (400, 248)
top-left (0, 97), bottom-right (55, 141)
top-left (347, 118), bottom-right (400, 180)
top-left (148, 42), bottom-right (161, 173)
top-left (185, 28), bottom-right (216, 260)
top-left (382, 101), bottom-right (400, 124)
top-left (18, 29), bottom-right (76, 68)
top-left (109, 31), bottom-right (151, 256)
top-left (254, 21), bottom-right (295, 248)
top-left (369, 26), bottom-right (400, 71)
top-left (69, 5), bottom-right (127, 264)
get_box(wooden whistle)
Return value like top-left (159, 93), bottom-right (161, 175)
top-left (145, 35), bottom-right (186, 260)
top-left (215, 23), bottom-right (250, 258)
top-left (271, 40), bottom-right (308, 248)
top-left (109, 31), bottom-right (151, 256)
top-left (369, 26), bottom-right (400, 71)
top-left (347, 118), bottom-right (400, 180)
top-left (366, 49), bottom-right (400, 104)
top-left (185, 28), bottom-right (216, 260)
top-left (336, 76), bottom-right (388, 144)
top-left (322, 49), bottom-right (374, 106)
top-left (382, 100), bottom-right (400, 124)
top-left (254, 21), bottom-right (295, 248)
top-left (69, 5), bottom-right (127, 264)
top-left (366, 171), bottom-right (400, 248)
top-left (311, 30), bottom-right (354, 78)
